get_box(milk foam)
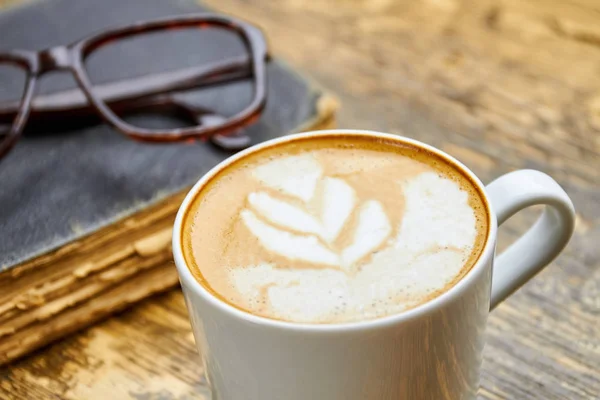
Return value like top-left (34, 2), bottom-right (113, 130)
top-left (187, 141), bottom-right (486, 324)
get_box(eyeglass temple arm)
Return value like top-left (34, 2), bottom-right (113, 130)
top-left (0, 55), bottom-right (252, 124)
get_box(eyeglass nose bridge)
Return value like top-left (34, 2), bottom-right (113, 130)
top-left (37, 46), bottom-right (73, 74)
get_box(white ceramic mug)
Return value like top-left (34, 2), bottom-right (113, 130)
top-left (172, 130), bottom-right (575, 400)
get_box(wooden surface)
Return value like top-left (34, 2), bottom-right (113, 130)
top-left (2, 0), bottom-right (599, 398)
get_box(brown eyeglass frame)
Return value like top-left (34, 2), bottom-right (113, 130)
top-left (0, 13), bottom-right (269, 160)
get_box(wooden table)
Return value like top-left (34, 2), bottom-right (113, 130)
top-left (2, 0), bottom-right (599, 398)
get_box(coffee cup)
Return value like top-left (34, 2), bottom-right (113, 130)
top-left (173, 130), bottom-right (575, 400)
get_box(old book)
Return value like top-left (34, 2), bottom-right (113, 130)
top-left (0, 0), bottom-right (337, 364)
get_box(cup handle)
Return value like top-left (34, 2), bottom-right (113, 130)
top-left (485, 170), bottom-right (575, 309)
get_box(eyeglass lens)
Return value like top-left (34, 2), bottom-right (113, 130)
top-left (0, 62), bottom-right (27, 149)
top-left (83, 25), bottom-right (254, 134)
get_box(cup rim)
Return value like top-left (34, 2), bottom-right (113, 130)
top-left (172, 129), bottom-right (498, 332)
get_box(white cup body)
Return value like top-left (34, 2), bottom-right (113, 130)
top-left (178, 257), bottom-right (492, 400)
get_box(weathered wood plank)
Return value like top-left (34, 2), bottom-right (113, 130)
top-left (1, 0), bottom-right (598, 399)
top-left (2, 291), bottom-right (207, 400)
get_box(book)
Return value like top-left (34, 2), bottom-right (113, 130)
top-left (0, 0), bottom-right (337, 365)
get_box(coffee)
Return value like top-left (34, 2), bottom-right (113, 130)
top-left (182, 134), bottom-right (489, 323)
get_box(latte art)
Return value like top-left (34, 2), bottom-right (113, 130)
top-left (242, 155), bottom-right (392, 270)
top-left (183, 135), bottom-right (488, 323)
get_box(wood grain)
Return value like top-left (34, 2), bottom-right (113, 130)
top-left (1, 0), bottom-right (599, 399)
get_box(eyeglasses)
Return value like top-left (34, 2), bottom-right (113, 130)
top-left (0, 14), bottom-right (269, 161)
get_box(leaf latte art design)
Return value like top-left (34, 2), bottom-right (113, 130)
top-left (241, 175), bottom-right (392, 271)
top-left (186, 146), bottom-right (486, 323)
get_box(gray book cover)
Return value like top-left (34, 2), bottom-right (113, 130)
top-left (0, 0), bottom-right (324, 270)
